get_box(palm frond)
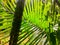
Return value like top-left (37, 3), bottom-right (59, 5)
top-left (0, 0), bottom-right (60, 45)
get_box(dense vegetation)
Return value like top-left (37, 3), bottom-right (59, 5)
top-left (0, 0), bottom-right (60, 45)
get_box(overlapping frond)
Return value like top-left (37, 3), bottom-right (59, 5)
top-left (0, 0), bottom-right (60, 45)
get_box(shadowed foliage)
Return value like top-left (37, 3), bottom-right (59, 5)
top-left (9, 0), bottom-right (25, 45)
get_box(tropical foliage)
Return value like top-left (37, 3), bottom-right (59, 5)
top-left (0, 0), bottom-right (60, 45)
